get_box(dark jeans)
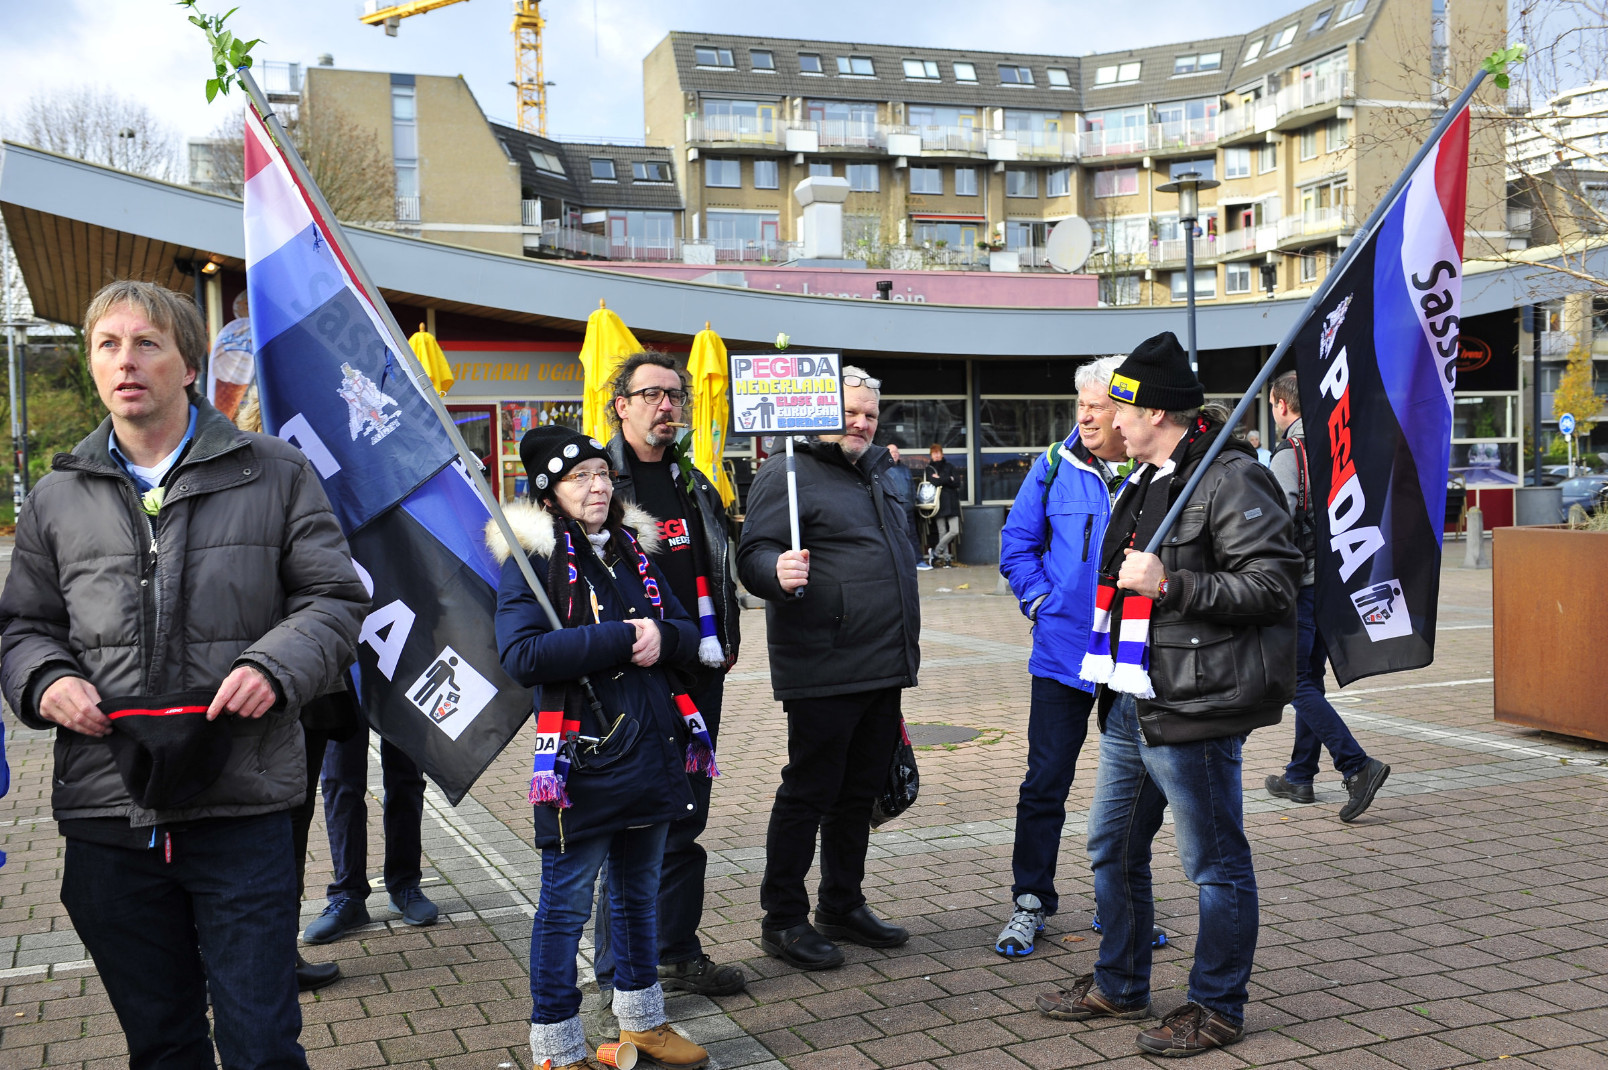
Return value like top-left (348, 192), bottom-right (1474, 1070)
top-left (1011, 676), bottom-right (1094, 916)
top-left (594, 680), bottom-right (722, 989)
top-left (291, 726), bottom-right (332, 902)
top-left (61, 812), bottom-right (306, 1070)
top-left (530, 823), bottom-right (668, 1025)
top-left (321, 727), bottom-right (425, 900)
top-left (1284, 586), bottom-right (1369, 785)
top-left (902, 507), bottom-right (920, 563)
top-left (761, 686), bottom-right (903, 931)
top-left (1089, 694), bottom-right (1258, 1024)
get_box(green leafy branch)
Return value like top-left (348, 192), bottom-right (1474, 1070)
top-left (177, 0), bottom-right (262, 102)
top-left (1481, 44), bottom-right (1527, 90)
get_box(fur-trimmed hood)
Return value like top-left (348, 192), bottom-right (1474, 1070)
top-left (484, 499), bottom-right (662, 564)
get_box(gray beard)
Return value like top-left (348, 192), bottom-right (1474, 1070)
top-left (642, 425), bottom-right (673, 449)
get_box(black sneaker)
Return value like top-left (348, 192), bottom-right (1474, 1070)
top-left (659, 954), bottom-right (747, 996)
top-left (1340, 758), bottom-right (1391, 823)
top-left (1264, 774), bottom-right (1315, 804)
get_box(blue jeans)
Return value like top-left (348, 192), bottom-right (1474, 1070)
top-left (320, 727), bottom-right (425, 900)
top-left (60, 812), bottom-right (306, 1070)
top-left (530, 823), bottom-right (668, 1025)
top-left (1284, 586), bottom-right (1369, 785)
top-left (1088, 694), bottom-right (1258, 1024)
top-left (1011, 676), bottom-right (1094, 916)
top-left (595, 681), bottom-right (722, 989)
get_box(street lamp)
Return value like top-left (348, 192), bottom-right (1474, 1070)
top-left (1156, 170), bottom-right (1220, 374)
top-left (116, 127), bottom-right (136, 172)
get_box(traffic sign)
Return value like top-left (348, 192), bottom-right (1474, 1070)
top-left (1560, 412), bottom-right (1576, 436)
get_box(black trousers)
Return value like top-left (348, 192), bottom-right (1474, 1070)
top-left (761, 686), bottom-right (903, 931)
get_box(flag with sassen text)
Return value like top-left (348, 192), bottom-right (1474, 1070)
top-left (241, 107), bottom-right (530, 804)
top-left (1293, 105), bottom-right (1471, 687)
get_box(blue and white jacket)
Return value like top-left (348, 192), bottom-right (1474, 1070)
top-left (999, 435), bottom-right (1115, 692)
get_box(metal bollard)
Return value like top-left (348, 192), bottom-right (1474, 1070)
top-left (1462, 507), bottom-right (1488, 569)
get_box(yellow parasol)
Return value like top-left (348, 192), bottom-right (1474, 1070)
top-left (579, 299), bottom-right (643, 441)
top-left (408, 324), bottom-right (455, 396)
top-left (686, 321), bottom-right (736, 506)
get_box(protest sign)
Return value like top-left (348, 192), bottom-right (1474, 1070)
top-left (727, 351), bottom-right (845, 436)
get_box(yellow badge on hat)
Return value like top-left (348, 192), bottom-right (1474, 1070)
top-left (1109, 374), bottom-right (1140, 403)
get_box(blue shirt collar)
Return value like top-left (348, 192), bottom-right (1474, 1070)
top-left (109, 405), bottom-right (199, 492)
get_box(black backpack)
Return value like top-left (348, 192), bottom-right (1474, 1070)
top-left (1270, 433), bottom-right (1316, 560)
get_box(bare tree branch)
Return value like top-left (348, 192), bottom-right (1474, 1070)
top-left (17, 87), bottom-right (181, 181)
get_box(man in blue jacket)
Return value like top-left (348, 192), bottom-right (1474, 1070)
top-left (995, 355), bottom-right (1129, 956)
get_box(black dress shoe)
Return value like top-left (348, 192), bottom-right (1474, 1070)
top-left (761, 922), bottom-right (844, 971)
top-left (813, 905), bottom-right (909, 949)
top-left (296, 953), bottom-right (341, 992)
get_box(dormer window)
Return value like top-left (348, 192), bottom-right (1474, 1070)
top-left (999, 64), bottom-right (1034, 85)
top-left (750, 49), bottom-right (774, 71)
top-left (1047, 67), bottom-right (1072, 88)
top-left (953, 61), bottom-right (977, 82)
top-left (837, 55), bottom-right (875, 76)
top-left (694, 46), bottom-right (734, 68)
top-left (1094, 61), bottom-right (1142, 85)
top-left (799, 52), bottom-right (823, 74)
top-left (902, 59), bottom-right (941, 80)
top-left (590, 158), bottom-right (616, 180)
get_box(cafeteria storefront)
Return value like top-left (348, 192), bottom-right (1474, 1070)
top-left (440, 343), bottom-right (584, 503)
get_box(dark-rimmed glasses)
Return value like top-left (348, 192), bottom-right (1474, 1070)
top-left (621, 386), bottom-right (689, 406)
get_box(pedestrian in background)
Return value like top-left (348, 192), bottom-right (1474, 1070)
top-left (923, 443), bottom-right (963, 566)
top-left (882, 439), bottom-right (924, 569)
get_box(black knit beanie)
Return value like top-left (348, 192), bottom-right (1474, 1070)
top-left (1109, 332), bottom-right (1205, 411)
top-left (519, 425), bottom-right (610, 500)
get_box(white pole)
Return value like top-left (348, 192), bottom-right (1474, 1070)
top-left (784, 434), bottom-right (801, 552)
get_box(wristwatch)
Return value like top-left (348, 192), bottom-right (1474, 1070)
top-left (1155, 577), bottom-right (1170, 601)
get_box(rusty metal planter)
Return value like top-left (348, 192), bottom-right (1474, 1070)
top-left (1493, 526), bottom-right (1608, 742)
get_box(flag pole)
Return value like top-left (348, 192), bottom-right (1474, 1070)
top-left (1140, 68), bottom-right (1489, 555)
top-left (237, 68), bottom-right (576, 646)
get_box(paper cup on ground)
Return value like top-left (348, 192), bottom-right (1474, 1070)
top-left (595, 1040), bottom-right (637, 1068)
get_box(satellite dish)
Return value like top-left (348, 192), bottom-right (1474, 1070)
top-left (1045, 216), bottom-right (1094, 273)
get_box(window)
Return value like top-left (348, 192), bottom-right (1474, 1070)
top-left (1257, 142), bottom-right (1278, 172)
top-left (605, 210), bottom-right (676, 252)
top-left (846, 163), bottom-right (879, 191)
top-left (706, 211), bottom-right (780, 250)
top-left (1299, 251), bottom-right (1321, 282)
top-left (1094, 61), bottom-right (1142, 85)
top-left (953, 61), bottom-right (977, 82)
top-left (753, 159), bottom-right (778, 189)
top-left (837, 55), bottom-right (875, 76)
top-left (1169, 157), bottom-right (1215, 181)
top-left (705, 157), bottom-right (740, 187)
top-left (1005, 169), bottom-right (1038, 197)
top-left (589, 158), bottom-right (616, 180)
top-left (1326, 117), bottom-right (1349, 152)
top-left (1173, 52), bottom-right (1222, 74)
top-left (694, 46), bottom-right (734, 68)
top-left (1094, 166), bottom-right (1139, 197)
top-left (1100, 275), bottom-right (1141, 306)
top-left (528, 148), bottom-right (564, 174)
top-left (1244, 38), bottom-right (1265, 61)
top-left (1309, 7), bottom-right (1333, 33)
top-left (908, 104), bottom-right (979, 129)
top-left (798, 52), bottom-right (823, 74)
top-left (809, 161), bottom-right (834, 178)
top-left (391, 85), bottom-right (417, 209)
top-left (1226, 262), bottom-right (1252, 294)
top-left (909, 166), bottom-right (942, 194)
top-left (1047, 167), bottom-right (1071, 197)
top-left (632, 160), bottom-right (669, 182)
top-left (954, 167), bottom-right (978, 196)
top-left (1047, 67), bottom-right (1072, 88)
top-left (902, 59), bottom-right (940, 80)
top-left (1094, 216), bottom-right (1148, 256)
top-left (1171, 268), bottom-right (1216, 300)
top-left (1300, 126), bottom-right (1318, 160)
top-left (1337, 0), bottom-right (1367, 20)
top-left (1270, 24), bottom-right (1298, 51)
top-left (750, 49), bottom-right (774, 71)
top-left (999, 64), bottom-right (1035, 86)
top-left (1224, 146), bottom-right (1251, 178)
top-left (1005, 221), bottom-right (1044, 249)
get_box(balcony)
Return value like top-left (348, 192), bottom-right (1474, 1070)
top-left (712, 238), bottom-right (801, 263)
top-left (787, 119), bottom-right (883, 152)
top-left (891, 124), bottom-right (988, 155)
top-left (535, 222), bottom-right (682, 261)
top-left (521, 199), bottom-right (542, 227)
top-left (1153, 236), bottom-right (1219, 265)
top-left (1272, 70), bottom-right (1355, 130)
top-left (395, 195), bottom-right (421, 224)
top-left (1277, 205), bottom-right (1354, 243)
top-left (1078, 118), bottom-right (1219, 160)
top-left (1540, 332), bottom-right (1578, 357)
top-left (1219, 223), bottom-right (1280, 257)
top-left (685, 116), bottom-right (784, 148)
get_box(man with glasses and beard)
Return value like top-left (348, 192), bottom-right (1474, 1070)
top-left (737, 367), bottom-right (922, 971)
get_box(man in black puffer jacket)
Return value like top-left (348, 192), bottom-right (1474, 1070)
top-left (0, 281), bottom-right (367, 1070)
top-left (1032, 333), bottom-right (1299, 1059)
top-left (737, 366), bottom-right (920, 971)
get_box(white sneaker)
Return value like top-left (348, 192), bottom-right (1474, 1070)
top-left (994, 893), bottom-right (1045, 957)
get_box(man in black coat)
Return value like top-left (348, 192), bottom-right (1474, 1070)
top-left (736, 366), bottom-right (921, 971)
top-left (923, 443), bottom-right (963, 566)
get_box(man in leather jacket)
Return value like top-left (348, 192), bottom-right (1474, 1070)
top-left (1032, 332), bottom-right (1299, 1058)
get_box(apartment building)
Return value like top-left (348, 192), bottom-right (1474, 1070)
top-left (641, 0), bottom-right (1507, 302)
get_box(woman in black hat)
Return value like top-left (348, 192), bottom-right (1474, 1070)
top-left (490, 425), bottom-right (713, 1070)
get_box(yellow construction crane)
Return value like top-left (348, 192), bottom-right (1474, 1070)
top-left (359, 0), bottom-right (550, 137)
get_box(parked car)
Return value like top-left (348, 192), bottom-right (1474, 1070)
top-left (1558, 475), bottom-right (1608, 515)
top-left (1523, 471), bottom-right (1566, 486)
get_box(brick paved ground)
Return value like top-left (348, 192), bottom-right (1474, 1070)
top-left (3, 538), bottom-right (1608, 1069)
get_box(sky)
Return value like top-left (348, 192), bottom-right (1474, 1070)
top-left (0, 0), bottom-right (1316, 154)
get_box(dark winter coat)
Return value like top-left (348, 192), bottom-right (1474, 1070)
top-left (0, 401), bottom-right (368, 827)
top-left (922, 457), bottom-right (963, 519)
top-left (737, 439), bottom-right (921, 701)
top-left (1097, 433), bottom-right (1302, 745)
top-left (489, 501), bottom-right (698, 850)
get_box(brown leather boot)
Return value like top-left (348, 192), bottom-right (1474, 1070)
top-left (619, 1025), bottom-right (709, 1069)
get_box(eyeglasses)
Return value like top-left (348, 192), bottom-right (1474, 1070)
top-left (843, 374), bottom-right (882, 390)
top-left (622, 386), bottom-right (689, 406)
top-left (559, 468), bottom-right (616, 488)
